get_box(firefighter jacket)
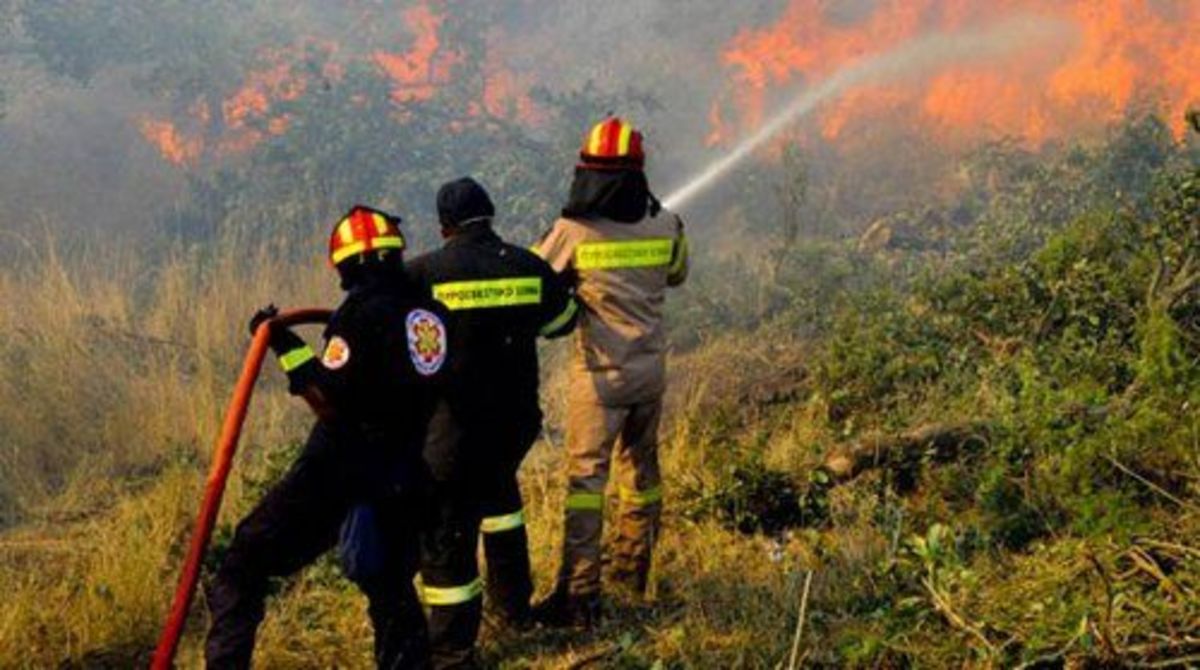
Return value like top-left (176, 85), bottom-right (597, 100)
top-left (407, 226), bottom-right (577, 468)
top-left (534, 209), bottom-right (689, 405)
top-left (266, 274), bottom-right (451, 486)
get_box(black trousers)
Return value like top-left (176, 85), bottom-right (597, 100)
top-left (420, 407), bottom-right (539, 669)
top-left (205, 421), bottom-right (429, 670)
top-left (478, 461), bottom-right (532, 622)
top-left (419, 482), bottom-right (483, 670)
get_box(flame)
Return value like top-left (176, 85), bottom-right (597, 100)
top-left (705, 102), bottom-right (729, 148)
top-left (137, 2), bottom-right (550, 166)
top-left (136, 118), bottom-right (203, 166)
top-left (140, 47), bottom-right (317, 165)
top-left (373, 3), bottom-right (455, 103)
top-left (222, 56), bottom-right (307, 132)
top-left (482, 64), bottom-right (540, 122)
top-left (218, 51), bottom-right (312, 155)
top-left (476, 26), bottom-right (543, 124)
top-left (713, 0), bottom-right (1200, 147)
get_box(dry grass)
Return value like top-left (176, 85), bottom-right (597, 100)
top-left (0, 231), bottom-right (335, 520)
top-left (0, 233), bottom-right (1195, 668)
top-left (0, 231), bottom-right (337, 665)
top-left (0, 233), bottom-right (824, 668)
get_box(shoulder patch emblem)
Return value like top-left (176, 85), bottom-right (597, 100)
top-left (406, 309), bottom-right (447, 376)
top-left (322, 336), bottom-right (351, 370)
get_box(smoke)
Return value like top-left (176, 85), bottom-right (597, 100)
top-left (0, 1), bottom-right (786, 239)
top-left (0, 1), bottom-right (1193, 242)
top-left (663, 14), bottom-right (1075, 211)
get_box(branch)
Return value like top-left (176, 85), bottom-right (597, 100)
top-left (922, 576), bottom-right (998, 657)
top-left (1103, 454), bottom-right (1200, 513)
top-left (822, 422), bottom-right (990, 483)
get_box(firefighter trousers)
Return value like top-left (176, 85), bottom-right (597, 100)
top-left (205, 421), bottom-right (429, 670)
top-left (557, 391), bottom-right (664, 598)
top-left (419, 482), bottom-right (482, 670)
top-left (420, 416), bottom-right (537, 668)
top-left (478, 446), bottom-right (534, 624)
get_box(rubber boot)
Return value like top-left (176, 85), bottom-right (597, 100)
top-left (530, 587), bottom-right (601, 630)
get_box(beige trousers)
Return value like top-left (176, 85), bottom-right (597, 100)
top-left (557, 381), bottom-right (664, 597)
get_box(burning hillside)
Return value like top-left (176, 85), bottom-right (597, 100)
top-left (136, 2), bottom-right (543, 167)
top-left (710, 0), bottom-right (1200, 147)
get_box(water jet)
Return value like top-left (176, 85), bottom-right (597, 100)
top-left (661, 15), bottom-right (1071, 212)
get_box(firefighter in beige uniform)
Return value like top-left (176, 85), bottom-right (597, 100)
top-left (533, 117), bottom-right (688, 625)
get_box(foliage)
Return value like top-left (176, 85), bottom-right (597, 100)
top-left (1, 99), bottom-right (1198, 669)
top-left (668, 115), bottom-right (1199, 664)
top-left (682, 455), bottom-right (813, 536)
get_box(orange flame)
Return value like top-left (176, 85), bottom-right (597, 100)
top-left (478, 27), bottom-right (544, 125)
top-left (373, 3), bottom-right (455, 103)
top-left (218, 52), bottom-right (311, 155)
top-left (222, 57), bottom-right (307, 131)
top-left (713, 0), bottom-right (1200, 147)
top-left (134, 3), bottom-right (538, 166)
top-left (137, 118), bottom-right (203, 166)
top-left (138, 48), bottom-right (317, 166)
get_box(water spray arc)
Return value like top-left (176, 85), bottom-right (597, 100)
top-left (661, 15), bottom-right (1072, 212)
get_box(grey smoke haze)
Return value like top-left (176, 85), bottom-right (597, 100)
top-left (0, 1), bottom-right (787, 240)
top-left (663, 14), bottom-right (1076, 211)
top-left (0, 0), bottom-right (1180, 245)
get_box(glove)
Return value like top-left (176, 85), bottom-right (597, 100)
top-left (248, 304), bottom-right (279, 336)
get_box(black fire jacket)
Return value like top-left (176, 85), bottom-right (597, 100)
top-left (407, 226), bottom-right (576, 475)
top-left (266, 274), bottom-right (452, 488)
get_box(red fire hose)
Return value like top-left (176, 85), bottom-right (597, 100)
top-left (151, 308), bottom-right (332, 670)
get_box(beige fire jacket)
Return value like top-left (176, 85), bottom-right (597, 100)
top-left (535, 210), bottom-right (689, 405)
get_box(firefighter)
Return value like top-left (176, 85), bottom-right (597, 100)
top-left (204, 206), bottom-right (450, 669)
top-left (532, 117), bottom-right (689, 627)
top-left (406, 177), bottom-right (576, 667)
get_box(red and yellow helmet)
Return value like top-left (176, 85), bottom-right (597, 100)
top-left (328, 205), bottom-right (405, 267)
top-left (579, 116), bottom-right (644, 170)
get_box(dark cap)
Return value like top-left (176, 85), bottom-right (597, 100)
top-left (437, 177), bottom-right (495, 228)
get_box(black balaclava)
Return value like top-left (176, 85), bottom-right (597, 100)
top-left (336, 250), bottom-right (408, 292)
top-left (561, 168), bottom-right (660, 223)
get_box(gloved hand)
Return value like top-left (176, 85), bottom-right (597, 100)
top-left (248, 304), bottom-right (279, 336)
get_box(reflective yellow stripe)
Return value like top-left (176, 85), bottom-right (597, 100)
top-left (331, 235), bottom-right (405, 264)
top-left (338, 220), bottom-right (355, 244)
top-left (566, 491), bottom-right (603, 511)
top-left (278, 346), bottom-right (316, 372)
top-left (669, 236), bottom-right (688, 277)
top-left (371, 212), bottom-right (388, 235)
top-left (588, 123), bottom-right (606, 155)
top-left (620, 485), bottom-right (663, 506)
top-left (575, 239), bottom-right (675, 270)
top-left (540, 298), bottom-right (577, 336)
top-left (421, 577), bottom-right (483, 606)
top-left (433, 277), bottom-right (542, 311)
top-left (480, 509), bottom-right (525, 533)
top-left (374, 236), bottom-right (405, 251)
top-left (617, 122), bottom-right (633, 155)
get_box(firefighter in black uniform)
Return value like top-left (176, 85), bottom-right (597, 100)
top-left (406, 177), bottom-right (577, 668)
top-left (204, 205), bottom-right (450, 669)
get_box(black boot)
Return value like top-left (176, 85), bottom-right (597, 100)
top-left (530, 588), bottom-right (601, 629)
